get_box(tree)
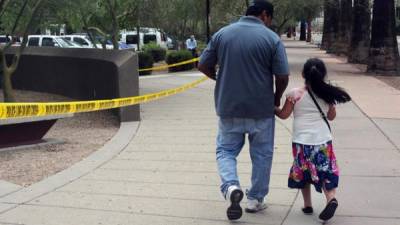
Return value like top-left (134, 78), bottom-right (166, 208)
top-left (271, 0), bottom-right (322, 41)
top-left (0, 0), bottom-right (44, 102)
top-left (301, 0), bottom-right (323, 42)
top-left (334, 0), bottom-right (352, 55)
top-left (368, 0), bottom-right (399, 75)
top-left (270, 0), bottom-right (299, 35)
top-left (321, 0), bottom-right (340, 52)
top-left (300, 20), bottom-right (306, 41)
top-left (348, 0), bottom-right (371, 64)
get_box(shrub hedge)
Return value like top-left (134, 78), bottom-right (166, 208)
top-left (138, 51), bottom-right (154, 76)
top-left (166, 50), bottom-right (195, 72)
top-left (142, 42), bottom-right (167, 62)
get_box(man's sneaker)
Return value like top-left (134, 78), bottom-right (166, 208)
top-left (245, 199), bottom-right (268, 213)
top-left (226, 185), bottom-right (244, 220)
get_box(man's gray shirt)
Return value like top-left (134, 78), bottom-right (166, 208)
top-left (200, 16), bottom-right (290, 119)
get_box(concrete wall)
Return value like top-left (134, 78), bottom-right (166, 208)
top-left (3, 47), bottom-right (140, 122)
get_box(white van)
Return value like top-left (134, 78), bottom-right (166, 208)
top-left (120, 28), bottom-right (168, 50)
top-left (120, 31), bottom-right (143, 50)
top-left (143, 30), bottom-right (168, 49)
top-left (27, 35), bottom-right (83, 48)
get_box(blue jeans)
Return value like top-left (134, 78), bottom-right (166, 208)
top-left (217, 117), bottom-right (275, 202)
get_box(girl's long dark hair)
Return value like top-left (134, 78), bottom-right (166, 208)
top-left (303, 58), bottom-right (351, 105)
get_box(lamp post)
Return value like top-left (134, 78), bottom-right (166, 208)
top-left (206, 0), bottom-right (210, 43)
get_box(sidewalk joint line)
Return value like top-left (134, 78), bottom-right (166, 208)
top-left (341, 175), bottom-right (400, 178)
top-left (336, 215), bottom-right (400, 220)
top-left (0, 222), bottom-right (23, 225)
top-left (55, 190), bottom-right (293, 207)
top-left (22, 203), bottom-right (265, 224)
top-left (96, 167), bottom-right (289, 176)
top-left (110, 158), bottom-right (292, 164)
top-left (0, 188), bottom-right (24, 199)
top-left (94, 167), bottom-right (289, 176)
top-left (351, 101), bottom-right (400, 153)
top-left (78, 178), bottom-right (291, 190)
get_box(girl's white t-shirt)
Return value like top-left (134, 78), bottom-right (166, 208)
top-left (287, 87), bottom-right (332, 145)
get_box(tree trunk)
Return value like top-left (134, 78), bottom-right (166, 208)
top-left (1, 65), bottom-right (16, 102)
top-left (348, 0), bottom-right (371, 64)
top-left (321, 0), bottom-right (340, 51)
top-left (106, 0), bottom-right (119, 50)
top-left (81, 12), bottom-right (98, 49)
top-left (1, 0), bottom-right (43, 102)
top-left (306, 18), bottom-right (312, 42)
top-left (136, 25), bottom-right (140, 51)
top-left (300, 20), bottom-right (306, 41)
top-left (368, 0), bottom-right (399, 75)
top-left (244, 0), bottom-right (249, 8)
top-left (0, 0), bottom-right (9, 16)
top-left (287, 27), bottom-right (292, 38)
top-left (335, 0), bottom-right (352, 56)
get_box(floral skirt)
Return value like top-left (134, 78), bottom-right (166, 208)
top-left (288, 141), bottom-right (339, 193)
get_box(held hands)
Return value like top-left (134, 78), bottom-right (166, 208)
top-left (274, 94), bottom-right (282, 107)
top-left (274, 98), bottom-right (294, 120)
top-left (274, 106), bottom-right (281, 115)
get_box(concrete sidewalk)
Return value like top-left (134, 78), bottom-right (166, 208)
top-left (0, 40), bottom-right (399, 225)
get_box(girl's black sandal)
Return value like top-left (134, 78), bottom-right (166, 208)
top-left (302, 206), bottom-right (314, 215)
top-left (319, 198), bottom-right (338, 221)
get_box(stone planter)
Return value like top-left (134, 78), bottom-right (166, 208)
top-left (0, 114), bottom-right (72, 148)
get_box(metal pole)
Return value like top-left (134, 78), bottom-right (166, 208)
top-left (206, 0), bottom-right (210, 43)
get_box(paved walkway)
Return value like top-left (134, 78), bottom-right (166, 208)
top-left (0, 40), bottom-right (399, 225)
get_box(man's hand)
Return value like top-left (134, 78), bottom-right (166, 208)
top-left (274, 75), bottom-right (289, 107)
top-left (198, 63), bottom-right (217, 81)
top-left (274, 94), bottom-right (282, 107)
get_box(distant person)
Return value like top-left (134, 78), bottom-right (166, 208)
top-left (275, 58), bottom-right (351, 221)
top-left (186, 35), bottom-right (198, 57)
top-left (293, 26), bottom-right (297, 40)
top-left (198, 0), bottom-right (289, 220)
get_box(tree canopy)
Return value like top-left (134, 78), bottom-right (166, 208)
top-left (0, 0), bottom-right (324, 41)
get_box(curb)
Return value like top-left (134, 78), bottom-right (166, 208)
top-left (0, 121), bottom-right (139, 213)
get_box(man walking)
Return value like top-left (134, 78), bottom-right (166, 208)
top-left (198, 0), bottom-right (289, 220)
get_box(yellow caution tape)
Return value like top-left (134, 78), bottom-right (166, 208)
top-left (139, 58), bottom-right (199, 72)
top-left (0, 76), bottom-right (208, 120)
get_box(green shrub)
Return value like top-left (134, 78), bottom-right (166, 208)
top-left (143, 42), bottom-right (167, 62)
top-left (138, 51), bottom-right (154, 76)
top-left (166, 50), bottom-right (195, 72)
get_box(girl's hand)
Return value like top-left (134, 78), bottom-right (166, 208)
top-left (327, 104), bottom-right (336, 121)
top-left (274, 106), bottom-right (281, 114)
top-left (275, 99), bottom-right (294, 119)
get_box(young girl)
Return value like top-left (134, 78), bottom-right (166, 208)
top-left (275, 58), bottom-right (351, 221)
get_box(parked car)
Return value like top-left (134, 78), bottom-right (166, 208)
top-left (62, 35), bottom-right (94, 48)
top-left (0, 35), bottom-right (21, 46)
top-left (0, 35), bottom-right (10, 46)
top-left (27, 35), bottom-right (83, 48)
top-left (118, 41), bottom-right (130, 49)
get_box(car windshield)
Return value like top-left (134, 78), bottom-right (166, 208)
top-left (56, 37), bottom-right (75, 47)
top-left (60, 38), bottom-right (84, 47)
top-left (0, 37), bottom-right (7, 43)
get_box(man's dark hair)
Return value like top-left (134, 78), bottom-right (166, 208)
top-left (246, 0), bottom-right (274, 18)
